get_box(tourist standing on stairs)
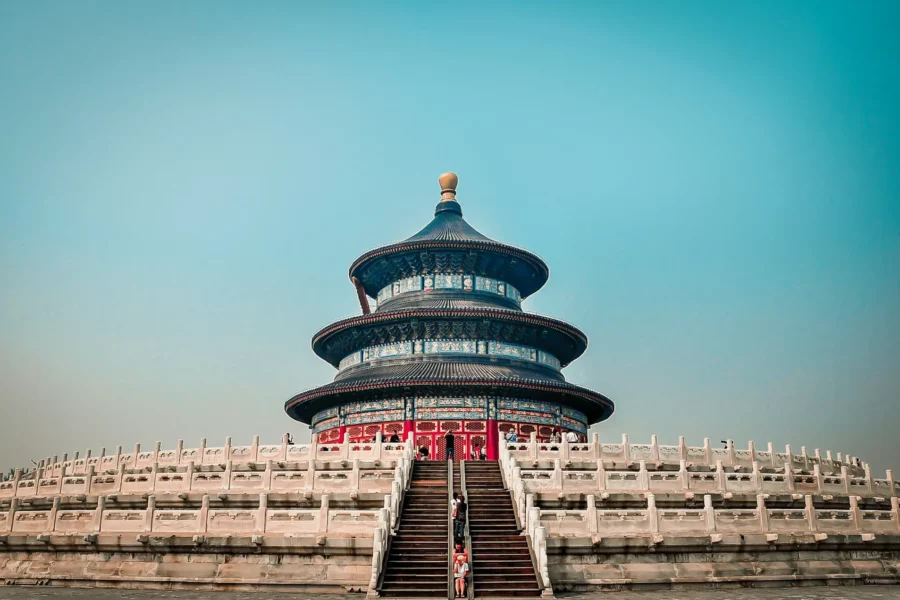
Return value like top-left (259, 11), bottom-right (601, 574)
top-left (454, 495), bottom-right (467, 541)
top-left (565, 430), bottom-right (578, 443)
top-left (445, 429), bottom-right (456, 460)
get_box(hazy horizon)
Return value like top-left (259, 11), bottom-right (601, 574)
top-left (1, 1), bottom-right (898, 474)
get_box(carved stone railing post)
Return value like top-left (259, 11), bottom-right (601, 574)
top-left (650, 435), bottom-right (659, 462)
top-left (223, 437), bottom-right (232, 465)
top-left (149, 463), bottom-right (157, 493)
top-left (552, 460), bottom-right (563, 490)
top-left (279, 433), bottom-right (289, 462)
top-left (533, 526), bottom-right (552, 595)
top-left (849, 495), bottom-right (861, 531)
top-left (638, 460), bottom-right (649, 490)
top-left (132, 444), bottom-right (141, 468)
top-left (756, 494), bottom-right (768, 533)
top-left (144, 496), bottom-right (155, 532)
top-left (525, 493), bottom-right (534, 532)
top-left (319, 493), bottom-right (330, 534)
top-left (251, 435), bottom-right (260, 463)
top-left (714, 460), bottom-right (725, 492)
top-left (702, 437), bottom-right (711, 465)
top-left (597, 460), bottom-right (607, 491)
top-left (528, 506), bottom-right (540, 538)
top-left (3, 498), bottom-right (17, 533)
top-left (591, 433), bottom-right (600, 459)
top-left (153, 441), bottom-right (161, 464)
top-left (886, 470), bottom-right (895, 498)
top-left (264, 460), bottom-right (274, 490)
top-left (678, 436), bottom-right (687, 461)
top-left (224, 461), bottom-right (233, 491)
top-left (92, 496), bottom-right (104, 533)
top-left (747, 440), bottom-right (756, 464)
top-left (679, 460), bottom-right (689, 491)
top-left (186, 461), bottom-right (194, 492)
top-left (368, 525), bottom-right (384, 597)
top-left (805, 495), bottom-right (817, 532)
top-left (306, 456), bottom-right (316, 490)
top-left (529, 432), bottom-right (538, 460)
top-left (813, 464), bottom-right (824, 493)
top-left (622, 434), bottom-right (631, 462)
top-left (704, 494), bottom-right (716, 533)
top-left (800, 446), bottom-right (810, 472)
top-left (11, 469), bottom-right (21, 497)
top-left (115, 463), bottom-right (126, 494)
top-left (351, 459), bottom-right (361, 490)
top-left (175, 440), bottom-right (184, 466)
top-left (891, 498), bottom-right (900, 533)
top-left (390, 481), bottom-right (400, 531)
top-left (199, 494), bottom-right (209, 533)
top-left (864, 465), bottom-right (875, 495)
top-left (586, 494), bottom-right (598, 533)
top-left (49, 497), bottom-right (60, 533)
top-left (767, 442), bottom-right (776, 468)
top-left (784, 444), bottom-right (793, 470)
top-left (340, 432), bottom-right (350, 460)
top-left (784, 461), bottom-right (795, 492)
top-left (84, 466), bottom-right (94, 494)
top-left (374, 432), bottom-right (383, 461)
top-left (647, 494), bottom-right (659, 533)
top-left (256, 493), bottom-right (267, 533)
top-left (840, 466), bottom-right (850, 494)
top-left (751, 461), bottom-right (761, 490)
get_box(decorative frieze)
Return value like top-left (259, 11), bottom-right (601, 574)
top-left (377, 273), bottom-right (521, 305)
top-left (339, 338), bottom-right (560, 373)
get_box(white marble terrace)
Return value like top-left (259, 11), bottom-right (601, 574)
top-left (0, 434), bottom-right (415, 548)
top-left (497, 435), bottom-right (899, 586)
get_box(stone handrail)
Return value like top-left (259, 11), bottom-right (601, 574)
top-left (0, 445), bottom-right (415, 541)
top-left (525, 493), bottom-right (900, 540)
top-left (6, 433), bottom-right (412, 483)
top-left (1, 492), bottom-right (387, 538)
top-left (1, 436), bottom-right (417, 503)
top-left (502, 433), bottom-right (867, 479)
top-left (515, 459), bottom-right (897, 502)
top-left (367, 443), bottom-right (415, 599)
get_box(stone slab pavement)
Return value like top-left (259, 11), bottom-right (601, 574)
top-left (1, 588), bottom-right (900, 600)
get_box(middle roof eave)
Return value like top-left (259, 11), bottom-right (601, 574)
top-left (311, 307), bottom-right (589, 368)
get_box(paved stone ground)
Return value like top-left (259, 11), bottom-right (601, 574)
top-left (1, 587), bottom-right (900, 599)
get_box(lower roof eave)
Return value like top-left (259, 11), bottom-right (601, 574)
top-left (284, 378), bottom-right (614, 425)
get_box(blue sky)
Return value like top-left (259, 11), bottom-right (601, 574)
top-left (1, 1), bottom-right (898, 473)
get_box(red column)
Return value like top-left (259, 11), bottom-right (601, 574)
top-left (338, 425), bottom-right (347, 442)
top-left (486, 419), bottom-right (499, 460)
top-left (402, 420), bottom-right (415, 443)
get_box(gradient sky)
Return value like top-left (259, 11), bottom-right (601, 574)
top-left (1, 1), bottom-right (898, 474)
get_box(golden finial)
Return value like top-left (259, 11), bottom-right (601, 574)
top-left (439, 172), bottom-right (458, 201)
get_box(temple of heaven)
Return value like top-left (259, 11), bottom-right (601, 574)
top-left (285, 173), bottom-right (614, 460)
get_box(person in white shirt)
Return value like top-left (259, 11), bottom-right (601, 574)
top-left (454, 553), bottom-right (469, 597)
top-left (565, 430), bottom-right (578, 443)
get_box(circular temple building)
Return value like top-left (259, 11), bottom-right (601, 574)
top-left (285, 173), bottom-right (614, 460)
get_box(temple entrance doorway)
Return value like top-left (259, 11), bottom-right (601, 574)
top-left (415, 420), bottom-right (488, 460)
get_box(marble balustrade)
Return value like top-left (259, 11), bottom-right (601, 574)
top-left (511, 459), bottom-right (897, 500)
top-left (4, 433), bottom-right (411, 483)
top-left (502, 433), bottom-right (868, 479)
top-left (525, 493), bottom-right (900, 539)
top-left (0, 490), bottom-right (397, 538)
top-left (0, 456), bottom-right (412, 500)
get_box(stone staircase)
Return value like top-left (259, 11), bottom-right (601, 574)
top-left (464, 461), bottom-right (543, 598)
top-left (378, 460), bottom-right (450, 598)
